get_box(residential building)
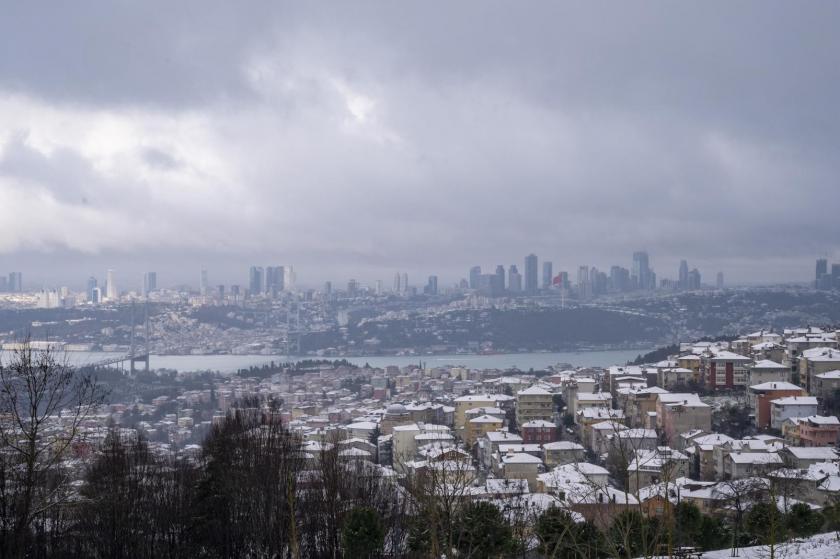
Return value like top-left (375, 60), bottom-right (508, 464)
top-left (749, 382), bottom-right (807, 429)
top-left (516, 385), bottom-right (554, 426)
top-left (770, 396), bottom-right (819, 430)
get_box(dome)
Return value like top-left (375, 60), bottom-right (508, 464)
top-left (386, 403), bottom-right (407, 416)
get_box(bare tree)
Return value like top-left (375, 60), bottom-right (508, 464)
top-left (0, 341), bottom-right (106, 557)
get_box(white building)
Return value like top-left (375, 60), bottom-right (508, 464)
top-left (771, 396), bottom-right (819, 430)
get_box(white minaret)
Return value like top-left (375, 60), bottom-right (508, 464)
top-left (106, 269), bottom-right (117, 300)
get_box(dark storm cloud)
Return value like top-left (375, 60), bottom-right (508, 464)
top-left (1, 1), bottom-right (839, 287)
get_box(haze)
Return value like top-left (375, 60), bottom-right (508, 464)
top-left (1, 2), bottom-right (839, 289)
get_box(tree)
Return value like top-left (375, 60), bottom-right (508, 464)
top-left (0, 341), bottom-right (107, 557)
top-left (536, 506), bottom-right (604, 559)
top-left (697, 514), bottom-right (730, 552)
top-left (342, 506), bottom-right (384, 559)
top-left (453, 501), bottom-right (513, 558)
top-left (606, 510), bottom-right (661, 559)
top-left (745, 501), bottom-right (783, 546)
top-left (673, 501), bottom-right (703, 548)
top-left (785, 502), bottom-right (824, 539)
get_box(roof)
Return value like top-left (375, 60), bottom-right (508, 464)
top-left (816, 370), bottom-right (840, 380)
top-left (729, 452), bottom-right (782, 465)
top-left (752, 359), bottom-right (788, 369)
top-left (517, 386), bottom-right (552, 396)
top-left (486, 430), bottom-right (523, 443)
top-left (802, 347), bottom-right (840, 362)
top-left (454, 393), bottom-right (497, 402)
top-left (576, 392), bottom-right (612, 402)
top-left (785, 447), bottom-right (840, 460)
top-left (771, 396), bottom-right (818, 407)
top-left (469, 414), bottom-right (504, 424)
top-left (346, 421), bottom-right (378, 430)
top-left (543, 441), bottom-right (584, 451)
top-left (749, 381), bottom-right (802, 392)
top-left (522, 420), bottom-right (555, 428)
top-left (709, 351), bottom-right (751, 362)
top-left (502, 452), bottom-right (543, 465)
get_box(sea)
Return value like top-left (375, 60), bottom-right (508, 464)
top-left (2, 348), bottom-right (651, 374)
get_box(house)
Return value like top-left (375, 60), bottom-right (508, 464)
top-left (782, 415), bottom-right (840, 447)
top-left (750, 343), bottom-right (786, 365)
top-left (536, 462), bottom-right (637, 527)
top-left (657, 368), bottom-right (695, 390)
top-left (770, 396), bottom-right (819, 430)
top-left (543, 441), bottom-right (585, 467)
top-left (571, 392), bottom-right (612, 422)
top-left (725, 451), bottom-right (782, 479)
top-left (656, 393), bottom-right (712, 444)
top-left (779, 446), bottom-right (840, 469)
top-left (713, 438), bottom-right (774, 479)
top-left (798, 347), bottom-right (840, 393)
top-left (813, 370), bottom-right (840, 400)
top-left (749, 382), bottom-right (807, 428)
top-left (578, 408), bottom-right (626, 449)
top-left (626, 447), bottom-right (690, 494)
top-left (477, 430), bottom-right (523, 470)
top-left (453, 393), bottom-right (509, 432)
top-left (516, 386), bottom-right (555, 426)
top-left (700, 351), bottom-right (752, 390)
top-left (589, 420), bottom-right (628, 456)
top-left (690, 433), bottom-right (734, 481)
top-left (521, 419), bottom-right (558, 443)
top-left (748, 360), bottom-right (790, 386)
top-left (625, 386), bottom-right (669, 428)
top-left (499, 452), bottom-right (544, 490)
top-left (637, 478), bottom-right (716, 517)
top-left (465, 414), bottom-right (504, 445)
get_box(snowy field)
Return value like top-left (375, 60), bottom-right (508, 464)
top-left (649, 532), bottom-right (840, 558)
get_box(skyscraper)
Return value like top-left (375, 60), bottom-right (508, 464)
top-left (678, 260), bottom-right (689, 289)
top-left (577, 266), bottom-right (591, 299)
top-left (609, 266), bottom-right (630, 292)
top-left (401, 272), bottom-right (408, 293)
top-left (632, 251), bottom-right (652, 290)
top-left (687, 268), bottom-right (701, 290)
top-left (284, 266), bottom-right (295, 291)
top-left (8, 272), bottom-right (22, 292)
top-left (495, 265), bottom-right (506, 291)
top-left (200, 269), bottom-right (209, 296)
top-left (87, 276), bottom-right (98, 301)
top-left (425, 275), bottom-right (438, 295)
top-left (508, 265), bottom-right (522, 292)
top-left (524, 253), bottom-right (538, 293)
top-left (394, 272), bottom-right (402, 292)
top-left (542, 261), bottom-right (553, 289)
top-left (143, 272), bottom-right (157, 296)
top-left (106, 269), bottom-right (117, 300)
top-left (469, 266), bottom-right (481, 290)
top-left (249, 266), bottom-right (264, 295)
top-left (716, 272), bottom-right (724, 289)
top-left (816, 258), bottom-right (828, 288)
top-left (266, 266), bottom-right (285, 296)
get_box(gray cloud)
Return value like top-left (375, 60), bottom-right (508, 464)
top-left (1, 2), bottom-right (839, 288)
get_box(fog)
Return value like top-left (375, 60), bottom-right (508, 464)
top-left (1, 2), bottom-right (839, 288)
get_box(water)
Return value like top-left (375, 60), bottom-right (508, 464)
top-left (3, 348), bottom-right (651, 373)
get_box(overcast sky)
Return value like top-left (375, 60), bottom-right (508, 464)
top-left (1, 2), bottom-right (839, 290)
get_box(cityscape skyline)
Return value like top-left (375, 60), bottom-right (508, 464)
top-left (9, 251), bottom-right (840, 298)
top-left (3, 5), bottom-right (840, 292)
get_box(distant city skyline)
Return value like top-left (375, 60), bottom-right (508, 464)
top-left (4, 249), bottom-right (828, 294)
top-left (2, 5), bottom-right (840, 293)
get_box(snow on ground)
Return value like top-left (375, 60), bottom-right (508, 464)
top-left (672, 532), bottom-right (840, 558)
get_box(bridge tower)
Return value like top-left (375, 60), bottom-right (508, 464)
top-left (129, 300), bottom-right (151, 374)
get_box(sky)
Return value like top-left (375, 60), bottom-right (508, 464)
top-left (1, 2), bottom-right (839, 290)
